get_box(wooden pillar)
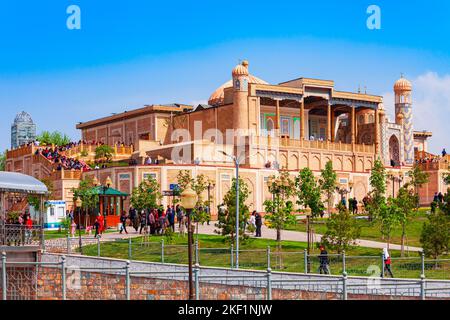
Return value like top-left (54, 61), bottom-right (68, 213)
top-left (331, 108), bottom-right (335, 143)
top-left (275, 99), bottom-right (281, 136)
top-left (327, 102), bottom-right (332, 141)
top-left (375, 108), bottom-right (380, 155)
top-left (300, 99), bottom-right (305, 140)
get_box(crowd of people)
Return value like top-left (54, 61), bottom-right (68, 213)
top-left (415, 148), bottom-right (449, 165)
top-left (35, 146), bottom-right (91, 171)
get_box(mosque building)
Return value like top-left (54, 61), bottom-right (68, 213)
top-left (6, 61), bottom-right (446, 224)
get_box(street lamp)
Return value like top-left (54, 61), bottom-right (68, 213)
top-left (75, 197), bottom-right (83, 254)
top-left (180, 186), bottom-right (198, 300)
top-left (335, 181), bottom-right (353, 207)
top-left (206, 181), bottom-right (215, 225)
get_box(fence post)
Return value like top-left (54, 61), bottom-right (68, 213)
top-left (381, 254), bottom-right (385, 278)
top-left (161, 239), bottom-right (164, 263)
top-left (2, 252), bottom-right (6, 301)
top-left (266, 267), bottom-right (272, 300)
top-left (342, 272), bottom-right (348, 300)
top-left (342, 250), bottom-right (346, 274)
top-left (304, 249), bottom-right (308, 274)
top-left (97, 237), bottom-right (101, 257)
top-left (420, 274), bottom-right (426, 300)
top-left (267, 246), bottom-right (271, 269)
top-left (61, 256), bottom-right (66, 300)
top-left (194, 263), bottom-right (200, 300)
top-left (125, 261), bottom-right (130, 300)
top-left (128, 238), bottom-right (132, 260)
top-left (230, 245), bottom-right (234, 269)
top-left (195, 240), bottom-right (199, 265)
top-left (66, 235), bottom-right (70, 254)
top-left (421, 251), bottom-right (425, 277)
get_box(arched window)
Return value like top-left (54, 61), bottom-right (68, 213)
top-left (389, 135), bottom-right (400, 166)
top-left (266, 118), bottom-right (274, 136)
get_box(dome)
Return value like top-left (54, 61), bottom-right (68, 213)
top-left (232, 60), bottom-right (249, 77)
top-left (14, 111), bottom-right (34, 125)
top-left (394, 76), bottom-right (412, 92)
top-left (208, 74), bottom-right (268, 106)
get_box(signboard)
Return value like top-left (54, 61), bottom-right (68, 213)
top-left (163, 190), bottom-right (174, 197)
top-left (170, 184), bottom-right (180, 191)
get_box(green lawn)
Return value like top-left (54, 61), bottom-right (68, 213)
top-left (44, 229), bottom-right (115, 240)
top-left (81, 233), bottom-right (449, 280)
top-left (285, 208), bottom-right (430, 247)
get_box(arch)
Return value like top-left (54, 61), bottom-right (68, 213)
top-left (335, 158), bottom-right (343, 171)
top-left (280, 153), bottom-right (288, 169)
top-left (389, 135), bottom-right (400, 165)
top-left (356, 159), bottom-right (364, 172)
top-left (354, 181), bottom-right (367, 202)
top-left (255, 152), bottom-right (265, 168)
top-left (299, 155), bottom-right (308, 169)
top-left (266, 118), bottom-right (274, 136)
top-left (344, 158), bottom-right (353, 171)
top-left (311, 156), bottom-right (320, 171)
top-left (288, 154), bottom-right (299, 170)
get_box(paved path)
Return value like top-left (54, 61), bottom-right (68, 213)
top-left (49, 223), bottom-right (422, 253)
top-left (193, 224), bottom-right (422, 252)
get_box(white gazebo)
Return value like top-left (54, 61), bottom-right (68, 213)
top-left (0, 172), bottom-right (48, 248)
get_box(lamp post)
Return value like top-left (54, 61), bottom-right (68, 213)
top-left (180, 187), bottom-right (198, 300)
top-left (75, 197), bottom-right (83, 254)
top-left (206, 181), bottom-right (215, 225)
top-left (335, 181), bottom-right (353, 208)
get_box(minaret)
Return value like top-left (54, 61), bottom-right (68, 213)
top-left (232, 60), bottom-right (250, 134)
top-left (394, 75), bottom-right (413, 165)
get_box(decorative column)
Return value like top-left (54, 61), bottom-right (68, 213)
top-left (331, 108), bottom-right (335, 143)
top-left (351, 106), bottom-right (356, 144)
top-left (300, 99), bottom-right (305, 140)
top-left (275, 99), bottom-right (281, 137)
top-left (375, 108), bottom-right (380, 155)
top-left (327, 102), bottom-right (332, 142)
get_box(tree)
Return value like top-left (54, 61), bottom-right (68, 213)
top-left (95, 145), bottom-right (115, 163)
top-left (321, 204), bottom-right (361, 253)
top-left (215, 177), bottom-right (251, 245)
top-left (392, 185), bottom-right (416, 256)
top-left (264, 171), bottom-right (296, 243)
top-left (176, 170), bottom-right (211, 237)
top-left (296, 168), bottom-right (324, 218)
top-left (367, 158), bottom-right (387, 221)
top-left (407, 165), bottom-right (429, 209)
top-left (420, 211), bottom-right (450, 260)
top-left (130, 176), bottom-right (162, 211)
top-left (28, 178), bottom-right (54, 211)
top-left (36, 131), bottom-right (71, 146)
top-left (319, 161), bottom-right (337, 216)
top-left (71, 177), bottom-right (99, 227)
top-left (378, 199), bottom-right (403, 249)
top-left (443, 173), bottom-right (450, 186)
top-left (0, 151), bottom-right (5, 171)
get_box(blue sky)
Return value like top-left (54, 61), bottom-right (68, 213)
top-left (1, 0), bottom-right (450, 153)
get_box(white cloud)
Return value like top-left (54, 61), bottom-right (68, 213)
top-left (383, 72), bottom-right (450, 154)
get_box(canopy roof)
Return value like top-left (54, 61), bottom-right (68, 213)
top-left (0, 172), bottom-right (48, 194)
top-left (93, 186), bottom-right (128, 197)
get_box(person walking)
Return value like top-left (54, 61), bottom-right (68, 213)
top-left (382, 248), bottom-right (394, 278)
top-left (318, 245), bottom-right (330, 274)
top-left (176, 205), bottom-right (183, 231)
top-left (93, 216), bottom-right (100, 238)
top-left (255, 212), bottom-right (262, 237)
top-left (149, 210), bottom-right (156, 235)
top-left (119, 211), bottom-right (128, 234)
top-left (139, 210), bottom-right (147, 234)
top-left (249, 211), bottom-right (256, 230)
top-left (352, 198), bottom-right (358, 214)
top-left (167, 205), bottom-right (175, 232)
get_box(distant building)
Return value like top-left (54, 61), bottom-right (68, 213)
top-left (11, 111), bottom-right (36, 149)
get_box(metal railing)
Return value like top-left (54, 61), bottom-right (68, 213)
top-left (0, 224), bottom-right (43, 247)
top-left (67, 239), bottom-right (450, 281)
top-left (2, 252), bottom-right (449, 300)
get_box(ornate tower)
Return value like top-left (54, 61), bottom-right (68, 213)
top-left (232, 60), bottom-right (250, 134)
top-left (394, 76), bottom-right (414, 165)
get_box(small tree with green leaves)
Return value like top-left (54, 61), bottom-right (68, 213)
top-left (95, 145), bottom-right (115, 163)
top-left (176, 170), bottom-right (211, 238)
top-left (319, 161), bottom-right (338, 216)
top-left (321, 204), bottom-right (361, 253)
top-left (0, 150), bottom-right (6, 171)
top-left (215, 177), bottom-right (251, 245)
top-left (71, 177), bottom-right (99, 227)
top-left (130, 176), bottom-right (162, 211)
top-left (36, 131), bottom-right (71, 146)
top-left (264, 171), bottom-right (296, 251)
top-left (367, 158), bottom-right (387, 221)
top-left (420, 211), bottom-right (450, 261)
top-left (392, 184), bottom-right (417, 256)
top-left (407, 165), bottom-right (429, 209)
top-left (378, 199), bottom-right (403, 249)
top-left (296, 167), bottom-right (324, 218)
